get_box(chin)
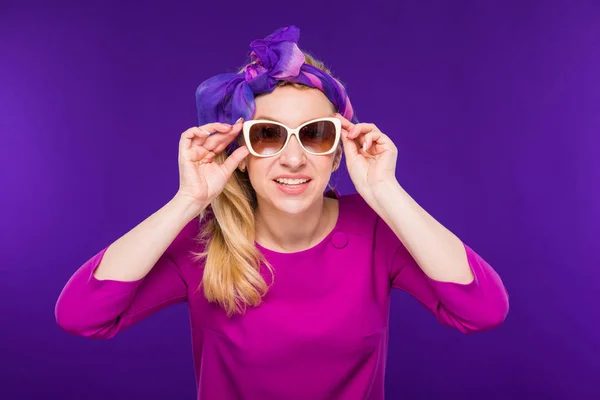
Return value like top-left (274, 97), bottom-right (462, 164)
top-left (270, 194), bottom-right (314, 214)
top-left (271, 199), bottom-right (312, 215)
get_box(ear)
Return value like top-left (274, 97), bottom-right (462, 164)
top-left (237, 143), bottom-right (248, 172)
top-left (332, 145), bottom-right (342, 172)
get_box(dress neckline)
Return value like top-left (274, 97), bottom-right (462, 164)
top-left (254, 193), bottom-right (344, 256)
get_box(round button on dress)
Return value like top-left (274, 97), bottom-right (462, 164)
top-left (330, 231), bottom-right (348, 249)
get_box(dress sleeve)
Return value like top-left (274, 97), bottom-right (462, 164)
top-left (55, 227), bottom-right (194, 339)
top-left (376, 215), bottom-right (509, 334)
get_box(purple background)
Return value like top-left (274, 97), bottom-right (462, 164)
top-left (1, 0), bottom-right (598, 399)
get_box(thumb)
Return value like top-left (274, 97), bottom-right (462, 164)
top-left (340, 129), bottom-right (359, 158)
top-left (221, 145), bottom-right (250, 177)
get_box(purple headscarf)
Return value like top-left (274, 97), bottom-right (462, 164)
top-left (194, 25), bottom-right (358, 133)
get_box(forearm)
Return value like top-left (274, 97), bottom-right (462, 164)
top-left (93, 194), bottom-right (207, 281)
top-left (369, 180), bottom-right (474, 284)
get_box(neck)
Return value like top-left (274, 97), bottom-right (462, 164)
top-left (255, 196), bottom-right (334, 253)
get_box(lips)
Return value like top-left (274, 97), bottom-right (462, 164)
top-left (273, 179), bottom-right (312, 185)
top-left (273, 175), bottom-right (312, 180)
top-left (273, 179), bottom-right (311, 195)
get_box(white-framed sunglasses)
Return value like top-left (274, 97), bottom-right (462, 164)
top-left (242, 117), bottom-right (341, 157)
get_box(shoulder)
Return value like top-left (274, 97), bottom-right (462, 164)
top-left (337, 192), bottom-right (380, 236)
top-left (164, 217), bottom-right (207, 269)
top-left (175, 217), bottom-right (204, 249)
top-left (337, 192), bottom-right (398, 248)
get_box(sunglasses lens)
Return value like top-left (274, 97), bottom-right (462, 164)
top-left (248, 123), bottom-right (287, 155)
top-left (299, 121), bottom-right (337, 154)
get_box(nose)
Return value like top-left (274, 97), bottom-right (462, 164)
top-left (278, 135), bottom-right (306, 169)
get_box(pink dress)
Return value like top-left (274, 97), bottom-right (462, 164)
top-left (55, 191), bottom-right (509, 399)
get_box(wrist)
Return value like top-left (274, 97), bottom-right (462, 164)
top-left (360, 179), bottom-right (403, 215)
top-left (370, 178), bottom-right (401, 198)
top-left (360, 178), bottom-right (400, 202)
top-left (171, 193), bottom-right (210, 220)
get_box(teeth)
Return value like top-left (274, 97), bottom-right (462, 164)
top-left (275, 178), bottom-right (310, 185)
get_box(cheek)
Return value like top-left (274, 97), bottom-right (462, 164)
top-left (247, 160), bottom-right (270, 184)
top-left (316, 157), bottom-right (337, 177)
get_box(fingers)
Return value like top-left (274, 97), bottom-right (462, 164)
top-left (335, 113), bottom-right (372, 140)
top-left (334, 113), bottom-right (354, 131)
top-left (180, 126), bottom-right (209, 150)
top-left (201, 122), bottom-right (235, 134)
top-left (180, 118), bottom-right (245, 161)
top-left (335, 114), bottom-right (393, 157)
top-left (201, 118), bottom-right (244, 151)
top-left (341, 124), bottom-right (366, 154)
top-left (339, 120), bottom-right (385, 157)
top-left (340, 127), bottom-right (359, 158)
top-left (362, 130), bottom-right (381, 152)
top-left (346, 122), bottom-right (384, 153)
top-left (347, 123), bottom-right (377, 139)
top-left (180, 122), bottom-right (233, 148)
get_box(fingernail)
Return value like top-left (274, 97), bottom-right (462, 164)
top-left (235, 117), bottom-right (244, 124)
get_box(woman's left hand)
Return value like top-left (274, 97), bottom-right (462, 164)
top-left (334, 113), bottom-right (399, 197)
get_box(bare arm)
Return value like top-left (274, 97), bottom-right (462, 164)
top-left (370, 180), bottom-right (474, 284)
top-left (366, 182), bottom-right (509, 333)
top-left (56, 121), bottom-right (248, 338)
top-left (93, 193), bottom-right (208, 282)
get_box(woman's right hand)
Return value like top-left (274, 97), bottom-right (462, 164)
top-left (176, 118), bottom-right (249, 207)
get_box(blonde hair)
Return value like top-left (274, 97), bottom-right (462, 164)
top-left (190, 52), bottom-right (344, 316)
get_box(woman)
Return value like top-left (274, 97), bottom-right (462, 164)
top-left (55, 26), bottom-right (509, 400)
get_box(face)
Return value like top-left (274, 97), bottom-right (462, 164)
top-left (238, 85), bottom-right (342, 215)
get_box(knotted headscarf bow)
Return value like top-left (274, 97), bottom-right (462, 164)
top-left (195, 26), bottom-right (358, 133)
